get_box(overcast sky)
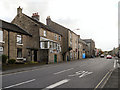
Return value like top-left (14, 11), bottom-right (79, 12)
top-left (0, 0), bottom-right (119, 51)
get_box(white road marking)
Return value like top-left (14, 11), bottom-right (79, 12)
top-left (54, 68), bottom-right (73, 75)
top-left (68, 70), bottom-right (93, 78)
top-left (68, 71), bottom-right (85, 77)
top-left (3, 79), bottom-right (36, 89)
top-left (45, 79), bottom-right (70, 89)
top-left (114, 60), bottom-right (116, 68)
top-left (79, 71), bottom-right (93, 78)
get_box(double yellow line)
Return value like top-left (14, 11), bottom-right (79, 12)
top-left (94, 69), bottom-right (114, 89)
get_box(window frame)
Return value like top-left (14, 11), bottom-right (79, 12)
top-left (43, 30), bottom-right (47, 37)
top-left (54, 34), bottom-right (57, 40)
top-left (0, 30), bottom-right (3, 42)
top-left (17, 34), bottom-right (22, 44)
top-left (17, 48), bottom-right (22, 58)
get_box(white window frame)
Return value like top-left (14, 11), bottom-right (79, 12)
top-left (0, 30), bottom-right (4, 43)
top-left (43, 30), bottom-right (47, 37)
top-left (54, 34), bottom-right (57, 40)
top-left (17, 34), bottom-right (22, 45)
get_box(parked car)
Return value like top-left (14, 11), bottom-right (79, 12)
top-left (106, 55), bottom-right (112, 59)
top-left (100, 54), bottom-right (104, 58)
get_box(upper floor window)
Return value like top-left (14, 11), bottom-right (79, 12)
top-left (43, 30), bottom-right (47, 37)
top-left (54, 34), bottom-right (57, 40)
top-left (0, 30), bottom-right (3, 42)
top-left (17, 35), bottom-right (22, 44)
top-left (59, 36), bottom-right (61, 41)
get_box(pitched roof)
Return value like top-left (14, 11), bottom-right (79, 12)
top-left (78, 38), bottom-right (87, 45)
top-left (47, 18), bottom-right (78, 36)
top-left (82, 39), bottom-right (94, 43)
top-left (0, 19), bottom-right (32, 36)
top-left (23, 14), bottom-right (62, 36)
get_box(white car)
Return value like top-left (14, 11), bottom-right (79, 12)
top-left (106, 55), bottom-right (112, 59)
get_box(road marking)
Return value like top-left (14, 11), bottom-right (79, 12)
top-left (3, 79), bottom-right (36, 89)
top-left (68, 70), bottom-right (93, 78)
top-left (45, 79), bottom-right (70, 89)
top-left (101, 70), bottom-right (113, 88)
top-left (94, 69), bottom-right (112, 89)
top-left (114, 60), bottom-right (116, 68)
top-left (68, 71), bottom-right (85, 77)
top-left (79, 71), bottom-right (93, 78)
top-left (54, 68), bottom-right (73, 75)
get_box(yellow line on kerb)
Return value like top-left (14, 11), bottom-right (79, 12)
top-left (94, 69), bottom-right (112, 89)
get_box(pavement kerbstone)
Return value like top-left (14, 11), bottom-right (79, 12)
top-left (103, 67), bottom-right (119, 88)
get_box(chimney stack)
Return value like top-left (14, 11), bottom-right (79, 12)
top-left (17, 6), bottom-right (22, 15)
top-left (32, 12), bottom-right (39, 21)
top-left (46, 16), bottom-right (51, 25)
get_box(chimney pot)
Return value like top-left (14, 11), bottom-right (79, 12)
top-left (32, 12), bottom-right (39, 21)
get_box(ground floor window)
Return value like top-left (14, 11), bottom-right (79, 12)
top-left (40, 42), bottom-right (48, 49)
top-left (17, 48), bottom-right (22, 58)
top-left (0, 30), bottom-right (3, 42)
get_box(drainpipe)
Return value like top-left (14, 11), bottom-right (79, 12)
top-left (8, 31), bottom-right (10, 60)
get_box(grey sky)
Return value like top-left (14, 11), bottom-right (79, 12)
top-left (0, 0), bottom-right (119, 51)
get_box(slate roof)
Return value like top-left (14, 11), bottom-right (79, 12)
top-left (24, 14), bottom-right (62, 36)
top-left (0, 19), bottom-right (32, 36)
top-left (82, 39), bottom-right (94, 43)
top-left (78, 38), bottom-right (87, 45)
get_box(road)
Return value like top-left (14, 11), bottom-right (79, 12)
top-left (2, 57), bottom-right (115, 89)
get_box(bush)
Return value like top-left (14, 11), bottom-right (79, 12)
top-left (2, 54), bottom-right (8, 64)
top-left (8, 59), bottom-right (16, 64)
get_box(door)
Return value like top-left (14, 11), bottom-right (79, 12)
top-left (34, 50), bottom-right (37, 62)
top-left (54, 54), bottom-right (57, 63)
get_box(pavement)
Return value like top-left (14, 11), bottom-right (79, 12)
top-left (103, 57), bottom-right (120, 89)
top-left (1, 57), bottom-right (117, 89)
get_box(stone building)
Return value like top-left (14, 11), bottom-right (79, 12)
top-left (12, 7), bottom-right (63, 63)
top-left (46, 16), bottom-right (79, 61)
top-left (78, 38), bottom-right (88, 59)
top-left (83, 39), bottom-right (95, 58)
top-left (0, 19), bottom-right (31, 61)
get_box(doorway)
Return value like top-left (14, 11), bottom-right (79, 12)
top-left (54, 54), bottom-right (57, 63)
top-left (34, 50), bottom-right (37, 62)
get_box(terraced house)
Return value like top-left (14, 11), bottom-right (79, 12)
top-left (0, 19), bottom-right (31, 61)
top-left (12, 7), bottom-right (63, 63)
top-left (46, 16), bottom-right (80, 61)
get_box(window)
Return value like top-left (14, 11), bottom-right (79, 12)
top-left (17, 35), bottom-right (22, 44)
top-left (17, 48), bottom-right (22, 58)
top-left (0, 30), bottom-right (3, 42)
top-left (50, 42), bottom-right (53, 49)
top-left (40, 42), bottom-right (48, 49)
top-left (44, 42), bottom-right (48, 48)
top-left (59, 36), bottom-right (61, 41)
top-left (54, 34), bottom-right (57, 40)
top-left (43, 30), bottom-right (47, 37)
top-left (53, 43), bottom-right (57, 49)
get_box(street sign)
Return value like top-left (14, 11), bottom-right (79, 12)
top-left (0, 47), bottom-right (3, 52)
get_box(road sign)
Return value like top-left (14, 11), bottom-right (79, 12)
top-left (0, 47), bottom-right (3, 52)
